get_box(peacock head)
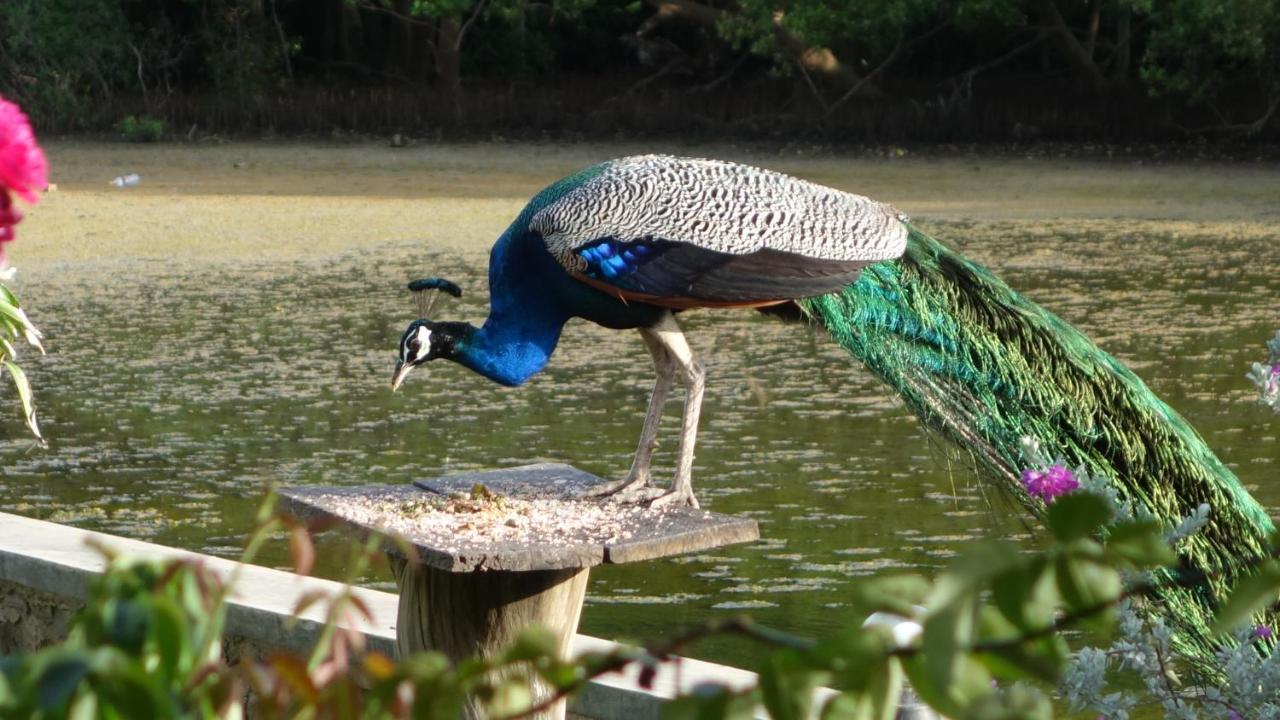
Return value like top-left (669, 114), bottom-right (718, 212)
top-left (392, 277), bottom-right (467, 391)
top-left (392, 318), bottom-right (470, 391)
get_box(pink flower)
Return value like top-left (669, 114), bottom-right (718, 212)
top-left (0, 96), bottom-right (47, 204)
top-left (0, 95), bottom-right (46, 263)
top-left (1253, 624), bottom-right (1272, 640)
top-left (0, 192), bottom-right (19, 243)
top-left (1021, 463), bottom-right (1079, 503)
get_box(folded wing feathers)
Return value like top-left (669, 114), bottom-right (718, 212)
top-left (531, 155), bottom-right (909, 268)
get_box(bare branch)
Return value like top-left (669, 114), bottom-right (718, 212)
top-left (503, 616), bottom-right (812, 720)
top-left (824, 21), bottom-right (951, 118)
top-left (456, 0), bottom-right (490, 50)
top-left (640, 0), bottom-right (871, 96)
top-left (354, 0), bottom-right (437, 29)
top-left (1037, 0), bottom-right (1107, 89)
top-left (1170, 95), bottom-right (1280, 137)
top-left (126, 41), bottom-right (148, 108)
top-left (268, 0), bottom-right (293, 81)
top-left (796, 61), bottom-right (830, 114)
top-left (685, 53), bottom-right (750, 95)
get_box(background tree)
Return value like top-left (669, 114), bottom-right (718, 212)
top-left (0, 0), bottom-right (1275, 140)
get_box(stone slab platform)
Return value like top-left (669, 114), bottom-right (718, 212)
top-left (279, 463), bottom-right (759, 573)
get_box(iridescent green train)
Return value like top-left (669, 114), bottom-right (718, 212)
top-left (799, 224), bottom-right (1276, 671)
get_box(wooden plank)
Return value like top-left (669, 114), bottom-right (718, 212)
top-left (605, 515), bottom-right (761, 565)
top-left (393, 560), bottom-right (589, 720)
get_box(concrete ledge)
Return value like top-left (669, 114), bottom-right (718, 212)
top-left (0, 511), bottom-right (772, 719)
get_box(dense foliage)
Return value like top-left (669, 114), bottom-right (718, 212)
top-left (0, 0), bottom-right (1276, 140)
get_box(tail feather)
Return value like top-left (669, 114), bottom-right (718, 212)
top-left (798, 224), bottom-right (1274, 668)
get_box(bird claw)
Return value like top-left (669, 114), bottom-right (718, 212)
top-left (648, 487), bottom-right (699, 509)
top-left (579, 471), bottom-right (699, 509)
top-left (580, 472), bottom-right (651, 500)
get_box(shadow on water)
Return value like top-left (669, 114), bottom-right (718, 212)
top-left (1, 219), bottom-right (1277, 669)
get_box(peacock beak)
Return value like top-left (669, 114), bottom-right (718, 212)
top-left (391, 361), bottom-right (413, 391)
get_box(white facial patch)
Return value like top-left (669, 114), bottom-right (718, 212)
top-left (412, 326), bottom-right (432, 362)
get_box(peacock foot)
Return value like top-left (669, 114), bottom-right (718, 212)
top-left (648, 485), bottom-right (700, 509)
top-left (580, 471), bottom-right (652, 500)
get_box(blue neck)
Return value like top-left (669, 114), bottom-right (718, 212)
top-left (454, 311), bottom-right (565, 387)
top-left (450, 219), bottom-right (662, 386)
top-left (445, 224), bottom-right (574, 386)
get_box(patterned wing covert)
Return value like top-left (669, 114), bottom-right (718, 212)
top-left (530, 155), bottom-right (908, 306)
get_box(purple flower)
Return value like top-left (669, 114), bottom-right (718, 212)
top-left (1021, 464), bottom-right (1079, 503)
top-left (1253, 625), bottom-right (1272, 640)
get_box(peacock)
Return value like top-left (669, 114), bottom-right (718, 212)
top-left (390, 154), bottom-right (1274, 667)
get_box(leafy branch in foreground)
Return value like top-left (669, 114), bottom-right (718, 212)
top-left (0, 94), bottom-right (47, 442)
top-left (7, 486), bottom-right (1274, 720)
top-left (0, 275), bottom-right (43, 440)
top-left (8, 409), bottom-right (1280, 720)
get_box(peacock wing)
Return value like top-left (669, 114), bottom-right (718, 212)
top-left (529, 155), bottom-right (909, 308)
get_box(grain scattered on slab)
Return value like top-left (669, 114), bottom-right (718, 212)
top-left (312, 487), bottom-right (678, 552)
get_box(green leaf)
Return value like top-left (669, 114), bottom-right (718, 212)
top-left (819, 693), bottom-right (863, 720)
top-left (662, 684), bottom-right (756, 720)
top-left (815, 628), bottom-right (890, 691)
top-left (0, 283), bottom-right (20, 308)
top-left (67, 689), bottom-right (98, 720)
top-left (991, 559), bottom-right (1056, 632)
top-left (1212, 560), bottom-right (1280, 635)
top-left (961, 683), bottom-right (1053, 720)
top-left (486, 679), bottom-right (532, 717)
top-left (1104, 520), bottom-right (1177, 568)
top-left (901, 652), bottom-right (991, 717)
top-left (107, 599), bottom-right (149, 655)
top-left (926, 541), bottom-right (1021, 610)
top-left (2, 360), bottom-right (40, 439)
top-left (0, 299), bottom-right (41, 352)
top-left (759, 649), bottom-right (820, 720)
top-left (975, 605), bottom-right (1019, 644)
top-left (820, 657), bottom-right (901, 720)
top-left (900, 654), bottom-right (961, 717)
top-left (1055, 556), bottom-right (1121, 629)
top-left (88, 656), bottom-right (164, 718)
top-left (848, 574), bottom-right (930, 617)
top-left (1046, 493), bottom-right (1112, 542)
top-left (36, 656), bottom-right (90, 710)
top-left (975, 634), bottom-right (1069, 684)
top-left (149, 598), bottom-right (187, 681)
top-left (502, 626), bottom-right (559, 663)
top-left (921, 595), bottom-right (975, 693)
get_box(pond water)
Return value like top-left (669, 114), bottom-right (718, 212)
top-left (2, 143), bottom-right (1278, 670)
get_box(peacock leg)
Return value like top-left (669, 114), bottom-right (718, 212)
top-left (646, 314), bottom-right (704, 509)
top-left (581, 324), bottom-right (677, 499)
